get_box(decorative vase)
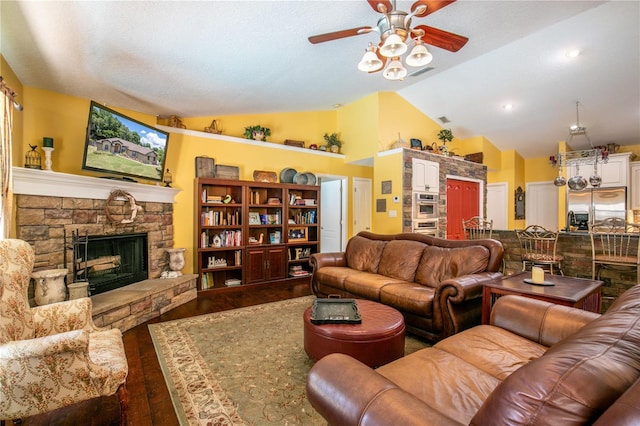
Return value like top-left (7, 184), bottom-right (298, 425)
top-left (252, 131), bottom-right (265, 141)
top-left (32, 268), bottom-right (68, 305)
top-left (67, 282), bottom-right (89, 300)
top-left (162, 248), bottom-right (186, 278)
top-left (330, 145), bottom-right (340, 153)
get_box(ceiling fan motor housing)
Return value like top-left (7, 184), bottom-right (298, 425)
top-left (378, 11), bottom-right (411, 42)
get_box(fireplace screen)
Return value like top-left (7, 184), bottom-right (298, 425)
top-left (74, 233), bottom-right (148, 296)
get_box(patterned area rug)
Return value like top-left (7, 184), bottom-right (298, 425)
top-left (149, 296), bottom-right (429, 425)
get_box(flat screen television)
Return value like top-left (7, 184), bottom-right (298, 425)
top-left (82, 101), bottom-right (169, 182)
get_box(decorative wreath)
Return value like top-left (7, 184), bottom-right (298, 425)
top-left (105, 189), bottom-right (143, 224)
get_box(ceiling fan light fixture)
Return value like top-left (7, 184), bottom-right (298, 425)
top-left (380, 33), bottom-right (407, 58)
top-left (358, 44), bottom-right (384, 72)
top-left (405, 42), bottom-right (432, 67)
top-left (383, 58), bottom-right (407, 80)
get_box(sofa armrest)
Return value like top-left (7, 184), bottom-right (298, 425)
top-left (310, 252), bottom-right (347, 294)
top-left (491, 295), bottom-right (600, 347)
top-left (432, 272), bottom-right (503, 340)
top-left (307, 353), bottom-right (461, 426)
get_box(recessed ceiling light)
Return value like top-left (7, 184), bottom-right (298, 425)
top-left (565, 49), bottom-right (581, 58)
top-left (332, 103), bottom-right (343, 109)
top-left (503, 104), bottom-right (513, 111)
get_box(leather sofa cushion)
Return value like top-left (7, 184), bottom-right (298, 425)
top-left (343, 272), bottom-right (407, 301)
top-left (377, 324), bottom-right (549, 425)
top-left (471, 284), bottom-right (640, 425)
top-left (415, 245), bottom-right (490, 286)
top-left (380, 283), bottom-right (434, 317)
top-left (345, 235), bottom-right (387, 273)
top-left (377, 240), bottom-right (427, 281)
top-left (314, 267), bottom-right (362, 291)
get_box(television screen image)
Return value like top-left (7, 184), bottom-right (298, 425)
top-left (82, 101), bottom-right (169, 182)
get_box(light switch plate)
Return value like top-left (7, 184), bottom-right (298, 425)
top-left (389, 210), bottom-right (397, 217)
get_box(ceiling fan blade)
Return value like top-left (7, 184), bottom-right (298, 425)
top-left (367, 0), bottom-right (392, 13)
top-left (414, 24), bottom-right (468, 52)
top-left (308, 27), bottom-right (372, 44)
top-left (411, 0), bottom-right (456, 18)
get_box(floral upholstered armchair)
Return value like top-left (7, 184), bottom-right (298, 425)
top-left (0, 239), bottom-right (129, 425)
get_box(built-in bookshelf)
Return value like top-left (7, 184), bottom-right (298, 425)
top-left (195, 178), bottom-right (320, 291)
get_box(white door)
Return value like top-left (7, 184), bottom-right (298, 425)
top-left (526, 182), bottom-right (558, 230)
top-left (320, 178), bottom-right (344, 252)
top-left (353, 177), bottom-right (372, 235)
top-left (487, 182), bottom-right (508, 230)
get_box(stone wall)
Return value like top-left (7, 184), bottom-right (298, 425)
top-left (494, 229), bottom-right (638, 313)
top-left (15, 194), bottom-right (174, 278)
top-left (402, 149), bottom-right (487, 233)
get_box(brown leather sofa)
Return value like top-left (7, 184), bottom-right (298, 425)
top-left (307, 284), bottom-right (640, 425)
top-left (309, 231), bottom-right (503, 342)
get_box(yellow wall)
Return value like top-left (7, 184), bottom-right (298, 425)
top-left (372, 150), bottom-right (403, 233)
top-left (337, 92), bottom-right (380, 162)
top-left (11, 88), bottom-right (372, 273)
top-left (1, 55), bottom-right (24, 168)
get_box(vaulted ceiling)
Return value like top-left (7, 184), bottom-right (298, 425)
top-left (1, 1), bottom-right (638, 159)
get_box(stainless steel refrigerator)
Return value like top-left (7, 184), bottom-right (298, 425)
top-left (567, 187), bottom-right (627, 229)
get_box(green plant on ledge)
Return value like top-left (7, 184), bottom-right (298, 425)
top-left (244, 125), bottom-right (271, 141)
top-left (323, 132), bottom-right (343, 153)
top-left (437, 129), bottom-right (454, 144)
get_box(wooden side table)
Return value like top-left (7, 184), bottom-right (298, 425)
top-left (482, 272), bottom-right (602, 324)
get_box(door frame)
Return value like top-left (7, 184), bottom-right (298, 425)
top-left (317, 174), bottom-right (348, 252)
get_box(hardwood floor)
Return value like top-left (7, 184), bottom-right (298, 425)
top-left (21, 280), bottom-right (313, 426)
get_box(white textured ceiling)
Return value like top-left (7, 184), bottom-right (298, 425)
top-left (1, 1), bottom-right (638, 159)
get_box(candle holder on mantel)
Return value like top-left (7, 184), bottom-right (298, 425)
top-left (42, 137), bottom-right (55, 171)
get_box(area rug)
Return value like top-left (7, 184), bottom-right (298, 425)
top-left (149, 296), bottom-right (429, 425)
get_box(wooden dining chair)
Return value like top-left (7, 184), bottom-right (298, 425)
top-left (516, 225), bottom-right (564, 275)
top-left (462, 216), bottom-right (493, 240)
top-left (589, 218), bottom-right (640, 283)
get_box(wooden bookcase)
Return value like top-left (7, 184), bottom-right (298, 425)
top-left (195, 178), bottom-right (320, 291)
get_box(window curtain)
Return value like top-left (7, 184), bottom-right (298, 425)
top-left (0, 80), bottom-right (15, 238)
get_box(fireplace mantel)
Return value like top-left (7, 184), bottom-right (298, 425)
top-left (13, 167), bottom-right (180, 203)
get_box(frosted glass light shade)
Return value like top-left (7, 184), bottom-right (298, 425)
top-left (358, 50), bottom-right (384, 72)
top-left (379, 33), bottom-right (407, 58)
top-left (406, 44), bottom-right (433, 67)
top-left (383, 59), bottom-right (407, 80)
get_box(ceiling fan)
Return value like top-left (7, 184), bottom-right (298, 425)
top-left (308, 0), bottom-right (468, 80)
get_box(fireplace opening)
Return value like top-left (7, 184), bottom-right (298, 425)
top-left (77, 233), bottom-right (148, 296)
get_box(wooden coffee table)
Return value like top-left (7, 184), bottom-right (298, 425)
top-left (481, 272), bottom-right (603, 324)
top-left (303, 299), bottom-right (405, 368)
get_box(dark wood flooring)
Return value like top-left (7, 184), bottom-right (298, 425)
top-left (21, 280), bottom-right (313, 426)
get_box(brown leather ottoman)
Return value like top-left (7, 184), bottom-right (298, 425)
top-left (303, 299), bottom-right (405, 368)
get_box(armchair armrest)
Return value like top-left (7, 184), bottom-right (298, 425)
top-left (491, 295), bottom-right (600, 347)
top-left (307, 353), bottom-right (460, 426)
top-left (0, 329), bottom-right (89, 360)
top-left (432, 272), bottom-right (503, 340)
top-left (32, 297), bottom-right (100, 337)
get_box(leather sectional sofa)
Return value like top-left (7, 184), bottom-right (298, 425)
top-left (309, 231), bottom-right (503, 342)
top-left (307, 284), bottom-right (640, 425)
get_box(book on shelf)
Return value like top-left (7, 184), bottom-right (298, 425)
top-left (289, 265), bottom-right (311, 277)
top-left (225, 278), bottom-right (242, 287)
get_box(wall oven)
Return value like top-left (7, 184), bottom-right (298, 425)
top-left (413, 192), bottom-right (438, 220)
top-left (412, 219), bottom-right (438, 236)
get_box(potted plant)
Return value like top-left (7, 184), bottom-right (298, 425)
top-left (436, 129), bottom-right (453, 155)
top-left (244, 125), bottom-right (271, 141)
top-left (323, 132), bottom-right (343, 153)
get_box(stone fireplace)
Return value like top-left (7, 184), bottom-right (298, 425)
top-left (12, 167), bottom-right (197, 331)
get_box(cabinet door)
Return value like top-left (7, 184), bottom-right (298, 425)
top-left (599, 156), bottom-right (628, 187)
top-left (631, 162), bottom-right (640, 210)
top-left (412, 158), bottom-right (439, 193)
top-left (266, 246), bottom-right (286, 280)
top-left (246, 248), bottom-right (266, 283)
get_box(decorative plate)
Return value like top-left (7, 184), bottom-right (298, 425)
top-left (523, 278), bottom-right (554, 286)
top-left (293, 172), bottom-right (308, 185)
top-left (279, 168), bottom-right (297, 183)
top-left (303, 172), bottom-right (317, 185)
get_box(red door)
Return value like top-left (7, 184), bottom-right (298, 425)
top-left (446, 179), bottom-right (480, 239)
